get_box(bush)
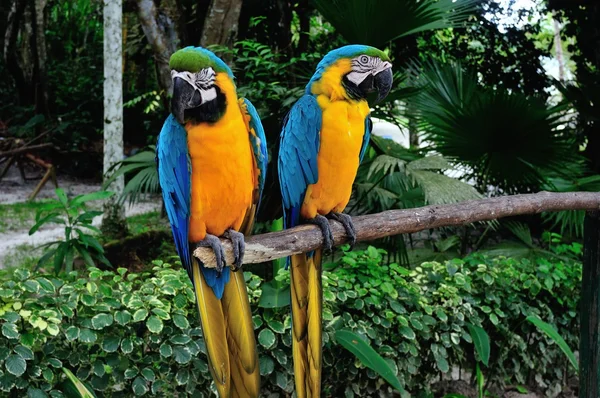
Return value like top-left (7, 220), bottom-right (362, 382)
top-left (0, 248), bottom-right (580, 396)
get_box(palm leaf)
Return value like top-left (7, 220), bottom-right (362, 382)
top-left (411, 60), bottom-right (582, 194)
top-left (312, 0), bottom-right (478, 47)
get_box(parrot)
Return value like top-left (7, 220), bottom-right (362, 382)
top-left (156, 46), bottom-right (268, 398)
top-left (278, 45), bottom-right (393, 397)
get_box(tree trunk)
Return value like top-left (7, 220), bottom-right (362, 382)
top-left (102, 0), bottom-right (128, 238)
top-left (32, 0), bottom-right (49, 116)
top-left (4, 0), bottom-right (31, 105)
top-left (136, 0), bottom-right (179, 98)
top-left (200, 0), bottom-right (243, 47)
top-left (552, 15), bottom-right (565, 82)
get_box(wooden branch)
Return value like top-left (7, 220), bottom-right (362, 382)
top-left (0, 143), bottom-right (52, 158)
top-left (193, 191), bottom-right (600, 268)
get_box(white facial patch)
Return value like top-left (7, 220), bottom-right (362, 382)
top-left (171, 67), bottom-right (217, 104)
top-left (347, 55), bottom-right (393, 86)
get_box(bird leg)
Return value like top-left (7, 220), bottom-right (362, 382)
top-left (327, 212), bottom-right (356, 249)
top-left (307, 214), bottom-right (334, 252)
top-left (224, 228), bottom-right (245, 271)
top-left (194, 234), bottom-right (226, 274)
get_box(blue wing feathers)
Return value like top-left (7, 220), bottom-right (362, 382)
top-left (278, 95), bottom-right (322, 229)
top-left (240, 98), bottom-right (268, 207)
top-left (360, 116), bottom-right (373, 163)
top-left (157, 115), bottom-right (193, 279)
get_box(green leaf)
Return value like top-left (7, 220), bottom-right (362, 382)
top-left (172, 314), bottom-right (189, 329)
top-left (27, 387), bottom-right (48, 398)
top-left (5, 354), bottom-right (27, 376)
top-left (132, 376), bottom-right (148, 396)
top-left (146, 316), bottom-right (163, 334)
top-left (259, 356), bottom-right (275, 376)
top-left (172, 346), bottom-right (192, 364)
top-left (258, 329), bottom-right (276, 349)
top-left (62, 368), bottom-right (97, 398)
top-left (14, 345), bottom-right (34, 360)
top-left (335, 330), bottom-right (403, 392)
top-left (79, 328), bottom-right (97, 344)
top-left (91, 313), bottom-right (114, 329)
top-left (102, 336), bottom-right (121, 352)
top-left (159, 343), bottom-right (172, 358)
top-left (175, 369), bottom-right (189, 385)
top-left (2, 323), bottom-right (19, 339)
top-left (121, 338), bottom-right (134, 354)
top-left (268, 320), bottom-right (285, 334)
top-left (141, 368), bottom-right (155, 382)
top-left (258, 281), bottom-right (291, 308)
top-left (466, 323), bottom-right (490, 366)
top-left (114, 310), bottom-right (132, 325)
top-left (399, 326), bottom-right (415, 340)
top-left (70, 191), bottom-right (114, 207)
top-left (526, 315), bottom-right (578, 373)
top-left (133, 309), bottom-right (148, 322)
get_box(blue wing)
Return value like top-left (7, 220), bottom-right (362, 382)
top-left (278, 95), bottom-right (322, 229)
top-left (360, 115), bottom-right (372, 163)
top-left (239, 98), bottom-right (268, 210)
top-left (156, 115), bottom-right (193, 280)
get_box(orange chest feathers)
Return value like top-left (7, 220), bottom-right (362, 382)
top-left (300, 97), bottom-right (370, 219)
top-left (185, 93), bottom-right (254, 242)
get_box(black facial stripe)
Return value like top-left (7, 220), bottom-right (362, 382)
top-left (342, 75), bottom-right (365, 100)
top-left (185, 85), bottom-right (227, 124)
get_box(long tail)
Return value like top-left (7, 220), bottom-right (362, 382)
top-left (290, 249), bottom-right (323, 398)
top-left (192, 261), bottom-right (260, 398)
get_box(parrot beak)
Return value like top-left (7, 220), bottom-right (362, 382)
top-left (171, 77), bottom-right (202, 124)
top-left (373, 67), bottom-right (393, 103)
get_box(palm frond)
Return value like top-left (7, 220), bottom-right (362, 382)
top-left (102, 146), bottom-right (159, 205)
top-left (412, 60), bottom-right (583, 194)
top-left (312, 0), bottom-right (479, 47)
top-left (409, 169), bottom-right (482, 205)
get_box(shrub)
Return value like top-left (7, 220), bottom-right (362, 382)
top-left (0, 248), bottom-right (580, 396)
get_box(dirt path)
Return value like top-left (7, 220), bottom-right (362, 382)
top-left (0, 166), bottom-right (161, 267)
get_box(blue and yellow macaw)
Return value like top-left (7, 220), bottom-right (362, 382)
top-left (157, 47), bottom-right (267, 397)
top-left (278, 45), bottom-right (393, 397)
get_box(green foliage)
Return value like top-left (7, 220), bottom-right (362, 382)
top-left (525, 315), bottom-right (578, 373)
top-left (29, 189), bottom-right (113, 273)
top-left (352, 135), bottom-right (482, 215)
top-left (411, 60), bottom-right (582, 194)
top-left (0, 246), bottom-right (580, 396)
top-left (210, 41), bottom-right (317, 119)
top-left (103, 147), bottom-right (159, 206)
top-left (313, 0), bottom-right (478, 47)
top-left (335, 329), bottom-right (404, 392)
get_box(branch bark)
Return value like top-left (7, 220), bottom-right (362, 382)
top-left (136, 0), bottom-right (179, 97)
top-left (200, 0), bottom-right (243, 48)
top-left (193, 191), bottom-right (600, 268)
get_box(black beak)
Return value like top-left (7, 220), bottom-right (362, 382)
top-left (374, 68), bottom-right (393, 103)
top-left (171, 77), bottom-right (202, 124)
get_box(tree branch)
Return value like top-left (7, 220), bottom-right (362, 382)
top-left (193, 191), bottom-right (600, 268)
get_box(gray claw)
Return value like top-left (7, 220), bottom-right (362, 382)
top-left (328, 212), bottom-right (356, 249)
top-left (224, 229), bottom-right (245, 271)
top-left (194, 234), bottom-right (227, 274)
top-left (307, 214), bottom-right (334, 252)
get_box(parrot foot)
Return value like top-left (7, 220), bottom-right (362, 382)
top-left (194, 234), bottom-right (226, 274)
top-left (224, 229), bottom-right (245, 271)
top-left (307, 214), bottom-right (334, 252)
top-left (327, 212), bottom-right (356, 249)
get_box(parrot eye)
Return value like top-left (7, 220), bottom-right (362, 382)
top-left (360, 55), bottom-right (369, 64)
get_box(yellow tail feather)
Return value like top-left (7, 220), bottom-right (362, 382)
top-left (290, 250), bottom-right (323, 398)
top-left (192, 260), bottom-right (260, 398)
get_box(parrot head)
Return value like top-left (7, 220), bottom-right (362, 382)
top-left (169, 47), bottom-right (234, 124)
top-left (309, 44), bottom-right (393, 102)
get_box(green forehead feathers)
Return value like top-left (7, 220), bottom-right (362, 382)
top-left (169, 47), bottom-right (233, 76)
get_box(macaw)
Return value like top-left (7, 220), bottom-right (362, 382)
top-left (157, 47), bottom-right (268, 398)
top-left (278, 45), bottom-right (393, 397)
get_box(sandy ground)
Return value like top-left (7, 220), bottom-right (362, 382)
top-left (0, 165), bottom-right (161, 267)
